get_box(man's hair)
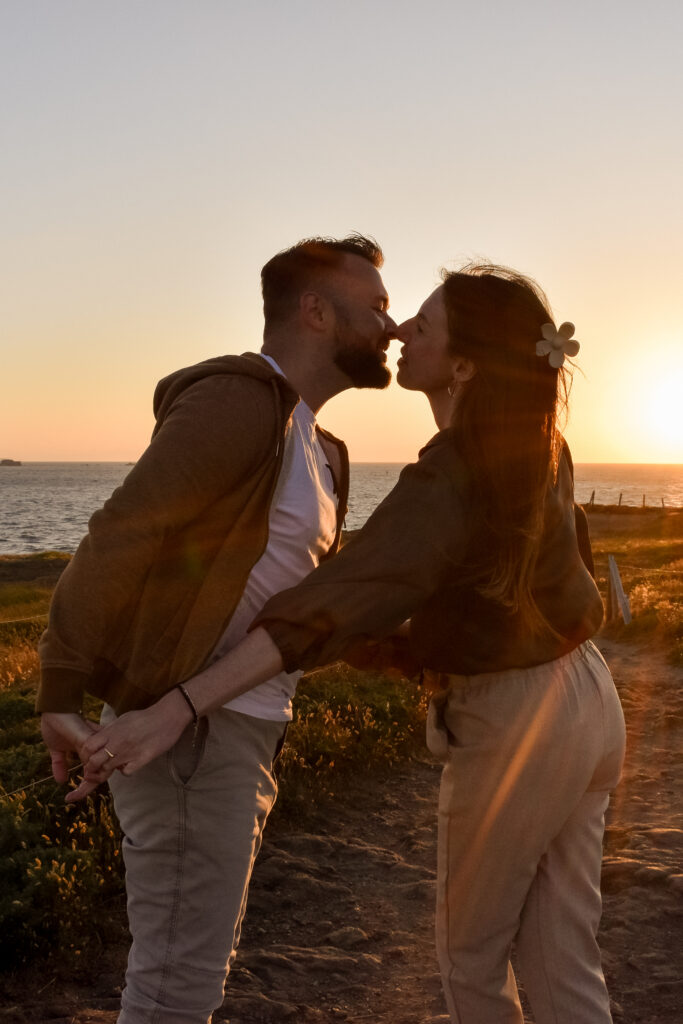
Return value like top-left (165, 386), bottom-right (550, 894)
top-left (261, 233), bottom-right (383, 327)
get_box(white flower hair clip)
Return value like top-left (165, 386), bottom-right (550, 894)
top-left (536, 322), bottom-right (580, 368)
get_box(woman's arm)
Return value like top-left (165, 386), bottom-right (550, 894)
top-left (74, 625), bottom-right (419, 802)
top-left (255, 443), bottom-right (471, 671)
top-left (70, 627), bottom-right (284, 801)
top-left (73, 440), bottom-right (470, 800)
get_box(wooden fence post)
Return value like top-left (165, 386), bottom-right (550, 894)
top-left (607, 555), bottom-right (632, 624)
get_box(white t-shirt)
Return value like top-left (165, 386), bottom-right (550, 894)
top-left (210, 355), bottom-right (338, 720)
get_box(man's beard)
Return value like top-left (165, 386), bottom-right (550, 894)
top-left (332, 309), bottom-right (391, 390)
top-left (334, 345), bottom-right (391, 388)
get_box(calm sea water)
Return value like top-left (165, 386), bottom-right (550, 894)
top-left (1, 461), bottom-right (682, 555)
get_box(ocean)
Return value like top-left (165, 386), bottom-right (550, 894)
top-left (1, 461), bottom-right (682, 556)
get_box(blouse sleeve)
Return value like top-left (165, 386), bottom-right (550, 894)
top-left (252, 440), bottom-right (471, 671)
top-left (561, 439), bottom-right (596, 578)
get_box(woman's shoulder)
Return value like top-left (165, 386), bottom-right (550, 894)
top-left (416, 428), bottom-right (470, 483)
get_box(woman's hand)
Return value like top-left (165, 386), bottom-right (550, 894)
top-left (67, 689), bottom-right (194, 803)
top-left (62, 628), bottom-right (285, 803)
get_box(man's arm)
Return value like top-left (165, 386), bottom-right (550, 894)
top-left (38, 374), bottom-right (280, 790)
top-left (37, 374), bottom-right (277, 714)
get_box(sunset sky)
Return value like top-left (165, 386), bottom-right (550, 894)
top-left (3, 0), bottom-right (682, 464)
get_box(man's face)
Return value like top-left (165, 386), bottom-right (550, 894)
top-left (327, 255), bottom-right (397, 389)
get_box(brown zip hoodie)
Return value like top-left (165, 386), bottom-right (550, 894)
top-left (36, 353), bottom-right (349, 714)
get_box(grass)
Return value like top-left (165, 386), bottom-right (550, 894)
top-left (587, 508), bottom-right (683, 665)
top-left (0, 551), bottom-right (67, 643)
top-left (0, 636), bottom-right (40, 691)
top-left (0, 582), bottom-right (53, 620)
top-left (275, 664), bottom-right (428, 817)
top-left (0, 623), bottom-right (427, 973)
top-left (0, 675), bottom-right (126, 970)
top-left (0, 511), bottom-right (679, 973)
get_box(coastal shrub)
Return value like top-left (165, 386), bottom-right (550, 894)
top-left (602, 572), bottom-right (683, 663)
top-left (0, 686), bottom-right (46, 791)
top-left (0, 636), bottom-right (428, 972)
top-left (0, 582), bottom-right (52, 621)
top-left (590, 511), bottom-right (683, 664)
top-left (0, 789), bottom-right (124, 966)
top-left (275, 663), bottom-right (428, 816)
top-left (0, 552), bottom-right (67, 645)
top-left (0, 672), bottom-right (127, 970)
top-left (0, 638), bottom-right (40, 690)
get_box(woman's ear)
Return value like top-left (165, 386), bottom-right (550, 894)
top-left (450, 356), bottom-right (476, 383)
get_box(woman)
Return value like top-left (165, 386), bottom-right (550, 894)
top-left (80, 263), bottom-right (625, 1024)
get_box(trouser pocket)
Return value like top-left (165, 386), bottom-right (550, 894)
top-left (272, 721), bottom-right (288, 764)
top-left (426, 689), bottom-right (452, 762)
top-left (169, 716), bottom-right (209, 785)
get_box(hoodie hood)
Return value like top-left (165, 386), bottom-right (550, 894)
top-left (152, 352), bottom-right (298, 430)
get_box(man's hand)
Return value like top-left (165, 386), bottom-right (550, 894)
top-left (40, 712), bottom-right (100, 785)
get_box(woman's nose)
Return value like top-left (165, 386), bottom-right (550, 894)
top-left (395, 318), bottom-right (413, 342)
top-left (384, 313), bottom-right (399, 337)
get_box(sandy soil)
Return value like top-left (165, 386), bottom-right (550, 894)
top-left (2, 634), bottom-right (680, 1024)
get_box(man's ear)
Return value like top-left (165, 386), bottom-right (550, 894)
top-left (451, 356), bottom-right (476, 383)
top-left (300, 291), bottom-right (333, 333)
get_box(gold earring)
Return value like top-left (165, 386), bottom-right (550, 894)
top-left (447, 381), bottom-right (457, 397)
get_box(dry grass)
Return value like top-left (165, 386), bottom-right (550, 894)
top-left (0, 583), bottom-right (52, 623)
top-left (587, 509), bottom-right (683, 664)
top-left (0, 515), bottom-right (680, 974)
top-left (0, 632), bottom-right (426, 971)
top-left (0, 637), bottom-right (40, 691)
top-left (276, 662), bottom-right (428, 815)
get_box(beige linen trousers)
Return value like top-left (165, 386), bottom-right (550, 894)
top-left (426, 640), bottom-right (626, 1024)
top-left (105, 705), bottom-right (286, 1024)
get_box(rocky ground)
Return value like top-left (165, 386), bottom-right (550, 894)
top-left (1, 635), bottom-right (681, 1023)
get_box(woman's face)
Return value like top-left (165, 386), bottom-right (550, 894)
top-left (395, 285), bottom-right (454, 394)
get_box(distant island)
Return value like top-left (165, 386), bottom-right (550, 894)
top-left (1, 459), bottom-right (22, 466)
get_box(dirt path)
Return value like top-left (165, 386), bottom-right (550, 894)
top-left (230, 757), bottom-right (447, 1024)
top-left (596, 638), bottom-right (683, 1024)
top-left (220, 637), bottom-right (683, 1024)
top-left (4, 637), bottom-right (682, 1024)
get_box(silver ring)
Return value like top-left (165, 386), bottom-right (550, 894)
top-left (104, 748), bottom-right (116, 759)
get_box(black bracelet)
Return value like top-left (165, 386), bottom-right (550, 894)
top-left (177, 683), bottom-right (199, 724)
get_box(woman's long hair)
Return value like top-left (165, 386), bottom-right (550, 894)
top-left (441, 263), bottom-right (572, 634)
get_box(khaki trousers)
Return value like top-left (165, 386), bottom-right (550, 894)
top-left (105, 706), bottom-right (286, 1024)
top-left (426, 641), bottom-right (625, 1024)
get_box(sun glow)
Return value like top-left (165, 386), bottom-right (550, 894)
top-left (627, 345), bottom-right (683, 462)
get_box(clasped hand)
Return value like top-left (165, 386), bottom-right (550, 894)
top-left (42, 689), bottom-right (193, 803)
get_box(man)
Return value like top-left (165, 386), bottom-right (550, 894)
top-left (37, 234), bottom-right (396, 1024)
